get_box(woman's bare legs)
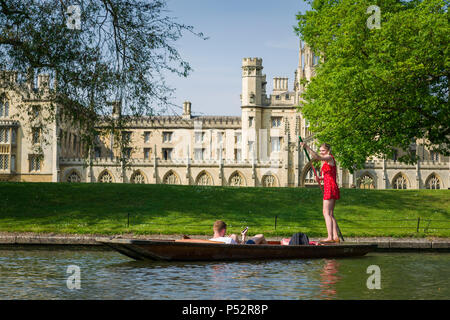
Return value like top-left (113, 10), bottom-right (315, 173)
top-left (323, 199), bottom-right (338, 241)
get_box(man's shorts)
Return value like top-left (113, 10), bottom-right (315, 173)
top-left (245, 239), bottom-right (256, 244)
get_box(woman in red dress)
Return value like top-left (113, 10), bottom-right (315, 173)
top-left (300, 142), bottom-right (340, 243)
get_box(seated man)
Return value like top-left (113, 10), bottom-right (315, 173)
top-left (209, 220), bottom-right (267, 245)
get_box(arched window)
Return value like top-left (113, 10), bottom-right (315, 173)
top-left (393, 174), bottom-right (408, 189)
top-left (304, 167), bottom-right (315, 185)
top-left (196, 172), bottom-right (212, 186)
top-left (131, 171), bottom-right (146, 184)
top-left (262, 175), bottom-right (276, 187)
top-left (163, 171), bottom-right (179, 184)
top-left (67, 171), bottom-right (81, 183)
top-left (229, 172), bottom-right (245, 187)
top-left (98, 171), bottom-right (113, 183)
top-left (426, 174), bottom-right (440, 190)
top-left (358, 175), bottom-right (375, 189)
top-left (0, 96), bottom-right (9, 117)
top-left (313, 53), bottom-right (320, 65)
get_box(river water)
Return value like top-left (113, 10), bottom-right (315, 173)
top-left (0, 248), bottom-right (448, 300)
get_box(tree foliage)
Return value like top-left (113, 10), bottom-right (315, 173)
top-left (0, 0), bottom-right (204, 156)
top-left (295, 0), bottom-right (448, 170)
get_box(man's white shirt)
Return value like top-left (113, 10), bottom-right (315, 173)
top-left (209, 237), bottom-right (237, 244)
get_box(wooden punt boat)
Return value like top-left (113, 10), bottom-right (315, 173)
top-left (96, 237), bottom-right (377, 261)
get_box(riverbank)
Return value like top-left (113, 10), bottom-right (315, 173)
top-left (1, 232), bottom-right (449, 251)
top-left (1, 182), bottom-right (449, 237)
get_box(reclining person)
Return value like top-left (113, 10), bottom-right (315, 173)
top-left (209, 220), bottom-right (267, 245)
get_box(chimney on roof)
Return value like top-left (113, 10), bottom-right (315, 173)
top-left (27, 67), bottom-right (34, 90)
top-left (0, 70), bottom-right (18, 87)
top-left (37, 73), bottom-right (50, 91)
top-left (111, 100), bottom-right (121, 119)
top-left (182, 101), bottom-right (191, 119)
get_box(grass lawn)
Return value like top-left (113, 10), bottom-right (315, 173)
top-left (0, 182), bottom-right (449, 237)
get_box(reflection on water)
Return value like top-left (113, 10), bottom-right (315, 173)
top-left (319, 259), bottom-right (340, 299)
top-left (0, 248), bottom-right (448, 299)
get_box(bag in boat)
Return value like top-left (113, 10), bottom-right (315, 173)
top-left (288, 232), bottom-right (310, 245)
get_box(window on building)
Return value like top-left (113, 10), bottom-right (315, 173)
top-left (271, 117), bottom-right (282, 128)
top-left (262, 175), bottom-right (276, 187)
top-left (0, 128), bottom-right (8, 143)
top-left (163, 131), bottom-right (172, 143)
top-left (304, 167), bottom-right (315, 185)
top-left (194, 148), bottom-right (204, 160)
top-left (122, 147), bottom-right (132, 158)
top-left (235, 132), bottom-right (241, 144)
top-left (217, 132), bottom-right (224, 144)
top-left (10, 154), bottom-right (15, 171)
top-left (285, 94), bottom-right (290, 100)
top-left (0, 154), bottom-right (8, 170)
top-left (195, 132), bottom-right (204, 143)
top-left (426, 174), bottom-right (440, 189)
top-left (164, 171), bottom-right (179, 184)
top-left (313, 53), bottom-right (320, 65)
top-left (131, 171), bottom-right (145, 184)
top-left (122, 131), bottom-right (132, 143)
top-left (98, 171), bottom-right (113, 183)
top-left (162, 148), bottom-right (172, 160)
top-left (248, 117), bottom-right (254, 128)
top-left (67, 171), bottom-right (81, 183)
top-left (358, 175), bottom-right (375, 189)
top-left (11, 128), bottom-right (16, 144)
top-left (144, 131), bottom-right (151, 143)
top-left (94, 147), bottom-right (101, 158)
top-left (29, 154), bottom-right (42, 172)
top-left (275, 95), bottom-right (280, 100)
top-left (32, 128), bottom-right (40, 144)
top-left (144, 148), bottom-right (151, 160)
top-left (216, 148), bottom-right (225, 160)
top-left (271, 137), bottom-right (281, 152)
top-left (0, 98), bottom-right (9, 117)
top-left (196, 172), bottom-right (212, 186)
top-left (248, 141), bottom-right (255, 156)
top-left (234, 148), bottom-right (241, 161)
top-left (229, 172), bottom-right (244, 186)
top-left (304, 119), bottom-right (311, 137)
top-left (393, 174), bottom-right (407, 189)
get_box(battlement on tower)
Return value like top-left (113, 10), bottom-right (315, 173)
top-left (242, 57), bottom-right (263, 67)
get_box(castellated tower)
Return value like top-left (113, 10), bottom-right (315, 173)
top-left (241, 58), bottom-right (265, 107)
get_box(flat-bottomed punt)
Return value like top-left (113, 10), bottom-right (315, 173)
top-left (96, 238), bottom-right (376, 261)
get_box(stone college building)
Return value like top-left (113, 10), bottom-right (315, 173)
top-left (0, 42), bottom-right (448, 189)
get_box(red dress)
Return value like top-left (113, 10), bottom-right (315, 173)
top-left (321, 155), bottom-right (340, 200)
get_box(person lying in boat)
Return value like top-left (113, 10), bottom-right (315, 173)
top-left (209, 220), bottom-right (267, 245)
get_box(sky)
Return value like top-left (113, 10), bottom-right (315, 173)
top-left (163, 0), bottom-right (311, 116)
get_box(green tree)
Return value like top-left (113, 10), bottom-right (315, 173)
top-left (295, 0), bottom-right (448, 170)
